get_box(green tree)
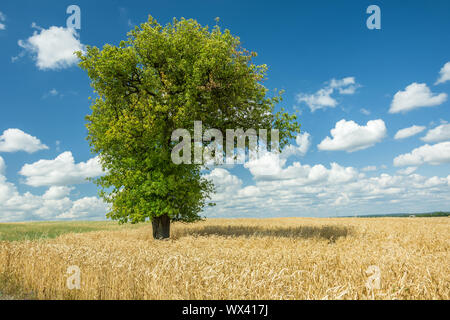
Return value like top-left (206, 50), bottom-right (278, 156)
top-left (77, 16), bottom-right (300, 239)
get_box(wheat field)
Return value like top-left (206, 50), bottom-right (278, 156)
top-left (0, 218), bottom-right (448, 300)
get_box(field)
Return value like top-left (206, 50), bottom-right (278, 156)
top-left (0, 221), bottom-right (146, 242)
top-left (0, 218), bottom-right (449, 300)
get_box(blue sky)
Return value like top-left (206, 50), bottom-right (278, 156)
top-left (0, 0), bottom-right (449, 221)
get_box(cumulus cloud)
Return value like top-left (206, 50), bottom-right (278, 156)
top-left (0, 11), bottom-right (6, 30)
top-left (244, 152), bottom-right (287, 179)
top-left (42, 186), bottom-right (73, 200)
top-left (296, 77), bottom-right (359, 112)
top-left (318, 119), bottom-right (387, 152)
top-left (329, 77), bottom-right (360, 94)
top-left (0, 191), bottom-right (108, 222)
top-left (394, 125), bottom-right (426, 140)
top-left (362, 166), bottom-right (377, 172)
top-left (203, 158), bottom-right (450, 218)
top-left (244, 150), bottom-right (360, 184)
top-left (389, 83), bottom-right (447, 114)
top-left (297, 87), bottom-right (336, 111)
top-left (421, 123), bottom-right (450, 143)
top-left (19, 151), bottom-right (104, 187)
top-left (204, 168), bottom-right (242, 201)
top-left (281, 132), bottom-right (311, 158)
top-left (396, 167), bottom-right (417, 175)
top-left (0, 129), bottom-right (48, 153)
top-left (56, 197), bottom-right (109, 220)
top-left (435, 62), bottom-right (450, 85)
top-left (393, 142), bottom-right (450, 167)
top-left (18, 25), bottom-right (85, 70)
top-left (0, 157), bottom-right (108, 222)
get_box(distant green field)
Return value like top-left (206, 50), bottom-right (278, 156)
top-left (0, 221), bottom-right (149, 242)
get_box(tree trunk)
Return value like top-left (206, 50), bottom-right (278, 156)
top-left (152, 214), bottom-right (171, 239)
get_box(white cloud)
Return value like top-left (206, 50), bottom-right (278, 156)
top-left (0, 157), bottom-right (108, 222)
top-left (394, 125), bottom-right (426, 140)
top-left (435, 62), bottom-right (450, 85)
top-left (244, 150), bottom-right (360, 184)
top-left (329, 77), bottom-right (360, 94)
top-left (204, 168), bottom-right (242, 201)
top-left (43, 88), bottom-right (61, 98)
top-left (296, 77), bottom-right (359, 112)
top-left (297, 87), bottom-right (336, 111)
top-left (18, 25), bottom-right (85, 70)
top-left (421, 123), bottom-right (450, 143)
top-left (282, 132), bottom-right (311, 158)
top-left (42, 186), bottom-right (73, 200)
top-left (396, 167), bottom-right (417, 175)
top-left (206, 168), bottom-right (242, 190)
top-left (19, 151), bottom-right (104, 187)
top-left (0, 189), bottom-right (108, 222)
top-left (0, 129), bottom-right (48, 153)
top-left (393, 142), bottom-right (450, 167)
top-left (362, 166), bottom-right (377, 172)
top-left (56, 197), bottom-right (109, 220)
top-left (203, 158), bottom-right (450, 218)
top-left (318, 119), bottom-right (387, 152)
top-left (294, 132), bottom-right (311, 156)
top-left (0, 11), bottom-right (6, 30)
top-left (389, 83), bottom-right (447, 114)
top-left (360, 108), bottom-right (371, 115)
top-left (423, 176), bottom-right (448, 188)
top-left (244, 152), bottom-right (286, 179)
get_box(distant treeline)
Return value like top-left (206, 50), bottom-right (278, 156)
top-left (348, 211), bottom-right (450, 218)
